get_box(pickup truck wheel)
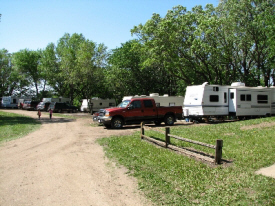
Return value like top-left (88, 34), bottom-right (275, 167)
top-left (164, 115), bottom-right (174, 126)
top-left (111, 117), bottom-right (123, 129)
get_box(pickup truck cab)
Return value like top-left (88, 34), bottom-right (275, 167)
top-left (97, 98), bottom-right (183, 129)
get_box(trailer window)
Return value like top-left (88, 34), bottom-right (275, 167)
top-left (210, 95), bottom-right (219, 102)
top-left (257, 95), bottom-right (268, 104)
top-left (144, 100), bottom-right (153, 108)
top-left (109, 103), bottom-right (115, 106)
top-left (241, 94), bottom-right (252, 101)
top-left (169, 102), bottom-right (175, 106)
top-left (13, 99), bottom-right (17, 104)
top-left (230, 93), bottom-right (234, 99)
top-left (100, 103), bottom-right (102, 106)
top-left (213, 87), bottom-right (219, 91)
top-left (224, 92), bottom-right (227, 103)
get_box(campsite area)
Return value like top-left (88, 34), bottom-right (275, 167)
top-left (0, 109), bottom-right (151, 206)
top-left (1, 109), bottom-right (275, 205)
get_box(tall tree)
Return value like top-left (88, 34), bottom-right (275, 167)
top-left (108, 40), bottom-right (181, 97)
top-left (41, 33), bottom-right (109, 103)
top-left (75, 40), bottom-right (109, 102)
top-left (0, 49), bottom-right (20, 96)
top-left (12, 49), bottom-right (41, 96)
top-left (218, 0), bottom-right (275, 86)
top-left (40, 43), bottom-right (65, 96)
top-left (131, 1), bottom-right (275, 87)
top-left (56, 33), bottom-right (86, 101)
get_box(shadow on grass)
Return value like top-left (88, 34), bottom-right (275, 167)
top-left (0, 116), bottom-right (76, 126)
top-left (0, 116), bottom-right (40, 126)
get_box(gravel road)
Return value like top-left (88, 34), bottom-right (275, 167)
top-left (0, 109), bottom-right (152, 206)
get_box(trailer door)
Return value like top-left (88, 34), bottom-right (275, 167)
top-left (229, 89), bottom-right (236, 113)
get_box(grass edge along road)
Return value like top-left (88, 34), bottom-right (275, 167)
top-left (98, 117), bottom-right (275, 205)
top-left (0, 111), bottom-right (41, 143)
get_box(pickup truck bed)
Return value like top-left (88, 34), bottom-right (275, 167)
top-left (97, 98), bottom-right (183, 129)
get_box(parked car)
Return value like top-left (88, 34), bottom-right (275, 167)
top-left (97, 98), bottom-right (183, 129)
top-left (47, 102), bottom-right (77, 113)
top-left (22, 100), bottom-right (40, 111)
top-left (36, 102), bottom-right (51, 111)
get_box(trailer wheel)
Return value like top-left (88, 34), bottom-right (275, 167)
top-left (164, 115), bottom-right (174, 126)
top-left (111, 117), bottom-right (123, 129)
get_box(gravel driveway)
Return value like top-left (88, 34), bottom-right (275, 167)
top-left (0, 109), bottom-right (152, 206)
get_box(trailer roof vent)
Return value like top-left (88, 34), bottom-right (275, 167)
top-left (231, 82), bottom-right (245, 86)
top-left (202, 82), bottom-right (208, 87)
top-left (150, 93), bottom-right (159, 97)
top-left (163, 94), bottom-right (169, 97)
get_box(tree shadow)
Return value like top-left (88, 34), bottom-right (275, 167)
top-left (0, 116), bottom-right (76, 126)
top-left (36, 117), bottom-right (76, 124)
top-left (0, 116), bottom-right (40, 126)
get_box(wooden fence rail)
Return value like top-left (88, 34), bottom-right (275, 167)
top-left (140, 122), bottom-right (223, 164)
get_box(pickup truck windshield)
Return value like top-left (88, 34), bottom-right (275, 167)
top-left (117, 100), bottom-right (130, 108)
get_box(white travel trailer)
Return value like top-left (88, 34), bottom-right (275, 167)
top-left (183, 82), bottom-right (275, 121)
top-left (1, 96), bottom-right (20, 108)
top-left (80, 98), bottom-right (116, 113)
top-left (123, 93), bottom-right (184, 107)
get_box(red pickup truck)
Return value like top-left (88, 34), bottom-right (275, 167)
top-left (97, 98), bottom-right (183, 129)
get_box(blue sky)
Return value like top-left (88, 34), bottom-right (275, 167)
top-left (0, 0), bottom-right (219, 53)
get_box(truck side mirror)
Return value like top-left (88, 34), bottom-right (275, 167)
top-left (128, 104), bottom-right (134, 110)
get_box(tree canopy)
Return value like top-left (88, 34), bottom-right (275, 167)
top-left (1, 0), bottom-right (274, 105)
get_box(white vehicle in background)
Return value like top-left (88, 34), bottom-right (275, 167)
top-left (18, 97), bottom-right (32, 109)
top-left (1, 96), bottom-right (20, 108)
top-left (123, 93), bottom-right (184, 107)
top-left (183, 82), bottom-right (275, 122)
top-left (80, 98), bottom-right (116, 113)
top-left (37, 97), bottom-right (71, 111)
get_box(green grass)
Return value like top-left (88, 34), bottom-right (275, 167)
top-left (97, 117), bottom-right (275, 205)
top-left (0, 111), bottom-right (41, 143)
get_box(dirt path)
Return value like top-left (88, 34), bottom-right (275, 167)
top-left (0, 109), bottom-right (152, 206)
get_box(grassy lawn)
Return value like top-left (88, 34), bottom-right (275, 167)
top-left (98, 117), bottom-right (275, 205)
top-left (0, 111), bottom-right (41, 143)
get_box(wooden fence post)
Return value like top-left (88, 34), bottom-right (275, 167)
top-left (165, 127), bottom-right (170, 148)
top-left (141, 122), bottom-right (144, 139)
top-left (215, 139), bottom-right (223, 164)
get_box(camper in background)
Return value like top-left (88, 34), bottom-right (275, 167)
top-left (123, 93), bottom-right (184, 107)
top-left (80, 98), bottom-right (116, 113)
top-left (1, 96), bottom-right (20, 108)
top-left (183, 82), bottom-right (275, 122)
